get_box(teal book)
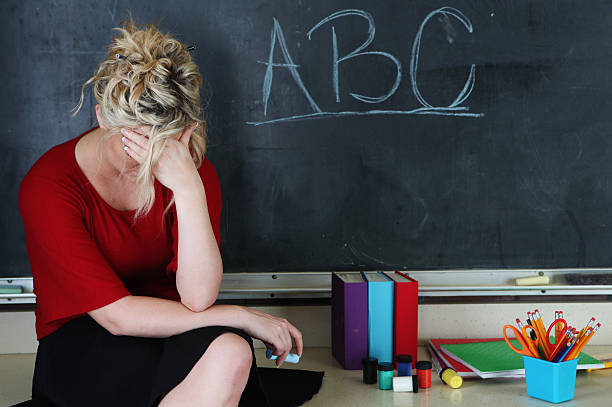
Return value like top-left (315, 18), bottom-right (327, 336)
top-left (363, 272), bottom-right (394, 364)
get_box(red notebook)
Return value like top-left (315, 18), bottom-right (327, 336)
top-left (428, 338), bottom-right (504, 377)
top-left (383, 271), bottom-right (418, 368)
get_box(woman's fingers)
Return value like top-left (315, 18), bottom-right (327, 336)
top-left (279, 320), bottom-right (292, 349)
top-left (276, 350), bottom-right (289, 367)
top-left (123, 144), bottom-right (145, 163)
top-left (288, 323), bottom-right (304, 357)
top-left (273, 335), bottom-right (290, 367)
top-left (123, 143), bottom-right (137, 162)
top-left (121, 138), bottom-right (146, 163)
top-left (121, 129), bottom-right (149, 150)
top-left (121, 135), bottom-right (146, 155)
top-left (242, 307), bottom-right (302, 368)
top-left (178, 122), bottom-right (198, 147)
top-left (275, 319), bottom-right (296, 367)
top-left (121, 128), bottom-right (150, 163)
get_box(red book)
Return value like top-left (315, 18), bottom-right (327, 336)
top-left (383, 271), bottom-right (418, 368)
top-left (428, 338), bottom-right (504, 377)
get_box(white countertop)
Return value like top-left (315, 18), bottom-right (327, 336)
top-left (2, 346), bottom-right (610, 406)
top-left (254, 345), bottom-right (612, 407)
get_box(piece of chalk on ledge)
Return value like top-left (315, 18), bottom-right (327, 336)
top-left (392, 376), bottom-right (413, 392)
top-left (515, 276), bottom-right (550, 286)
top-left (265, 348), bottom-right (300, 364)
top-left (0, 284), bottom-right (23, 294)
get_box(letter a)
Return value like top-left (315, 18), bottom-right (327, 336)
top-left (261, 18), bottom-right (321, 116)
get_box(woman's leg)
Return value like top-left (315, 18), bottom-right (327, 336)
top-left (33, 316), bottom-right (163, 407)
top-left (158, 332), bottom-right (253, 407)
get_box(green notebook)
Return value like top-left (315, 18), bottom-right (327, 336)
top-left (441, 340), bottom-right (603, 378)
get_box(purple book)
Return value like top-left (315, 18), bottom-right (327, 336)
top-left (331, 272), bottom-right (368, 370)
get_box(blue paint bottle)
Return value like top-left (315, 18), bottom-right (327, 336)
top-left (396, 354), bottom-right (412, 377)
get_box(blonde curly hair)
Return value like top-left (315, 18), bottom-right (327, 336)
top-left (73, 17), bottom-right (206, 220)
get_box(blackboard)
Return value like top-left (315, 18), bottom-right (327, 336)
top-left (3, 0), bottom-right (612, 277)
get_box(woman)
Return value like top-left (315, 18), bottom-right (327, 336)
top-left (19, 18), bottom-right (303, 407)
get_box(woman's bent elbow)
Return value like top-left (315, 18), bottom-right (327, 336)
top-left (181, 295), bottom-right (217, 313)
top-left (177, 271), bottom-right (221, 312)
top-left (88, 299), bottom-right (129, 336)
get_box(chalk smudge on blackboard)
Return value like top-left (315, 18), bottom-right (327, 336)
top-left (496, 220), bottom-right (506, 267)
top-left (566, 209), bottom-right (586, 267)
top-left (409, 196), bottom-right (430, 239)
top-left (107, 0), bottom-right (118, 22)
top-left (438, 13), bottom-right (457, 44)
top-left (347, 243), bottom-right (388, 267)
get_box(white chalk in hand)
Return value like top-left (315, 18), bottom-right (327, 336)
top-left (266, 348), bottom-right (300, 363)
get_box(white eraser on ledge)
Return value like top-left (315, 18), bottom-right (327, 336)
top-left (515, 275), bottom-right (550, 286)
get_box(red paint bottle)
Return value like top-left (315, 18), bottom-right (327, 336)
top-left (416, 361), bottom-right (432, 388)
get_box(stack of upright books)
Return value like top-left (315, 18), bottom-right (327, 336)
top-left (332, 271), bottom-right (418, 369)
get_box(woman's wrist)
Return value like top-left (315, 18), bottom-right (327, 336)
top-left (171, 172), bottom-right (205, 200)
top-left (194, 304), bottom-right (248, 331)
top-left (230, 305), bottom-right (249, 330)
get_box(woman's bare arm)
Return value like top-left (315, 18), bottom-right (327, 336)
top-left (88, 295), bottom-right (303, 365)
top-left (122, 126), bottom-right (222, 311)
top-left (119, 127), bottom-right (303, 365)
top-left (173, 177), bottom-right (223, 312)
top-left (89, 295), bottom-right (237, 337)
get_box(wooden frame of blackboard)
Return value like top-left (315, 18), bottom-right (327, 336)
top-left (2, 269), bottom-right (612, 305)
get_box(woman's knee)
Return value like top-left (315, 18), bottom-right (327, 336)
top-left (206, 332), bottom-right (253, 380)
top-left (158, 333), bottom-right (253, 406)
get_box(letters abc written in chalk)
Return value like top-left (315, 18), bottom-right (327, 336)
top-left (247, 7), bottom-right (484, 126)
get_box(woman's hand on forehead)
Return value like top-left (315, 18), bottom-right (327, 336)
top-left (127, 126), bottom-right (190, 142)
top-left (122, 124), bottom-right (195, 143)
top-left (131, 126), bottom-right (152, 139)
top-left (120, 122), bottom-right (199, 192)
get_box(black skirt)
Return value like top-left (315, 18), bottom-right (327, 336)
top-left (31, 315), bottom-right (269, 407)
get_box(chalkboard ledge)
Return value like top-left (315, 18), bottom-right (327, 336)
top-left (3, 269), bottom-right (612, 305)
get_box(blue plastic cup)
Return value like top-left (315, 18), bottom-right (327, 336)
top-left (523, 356), bottom-right (578, 403)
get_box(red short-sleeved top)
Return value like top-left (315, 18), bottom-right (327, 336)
top-left (18, 127), bottom-right (222, 340)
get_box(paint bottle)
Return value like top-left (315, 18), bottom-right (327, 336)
top-left (396, 354), bottom-right (412, 376)
top-left (392, 376), bottom-right (413, 392)
top-left (378, 362), bottom-right (394, 390)
top-left (362, 357), bottom-right (378, 384)
top-left (416, 361), bottom-right (432, 388)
